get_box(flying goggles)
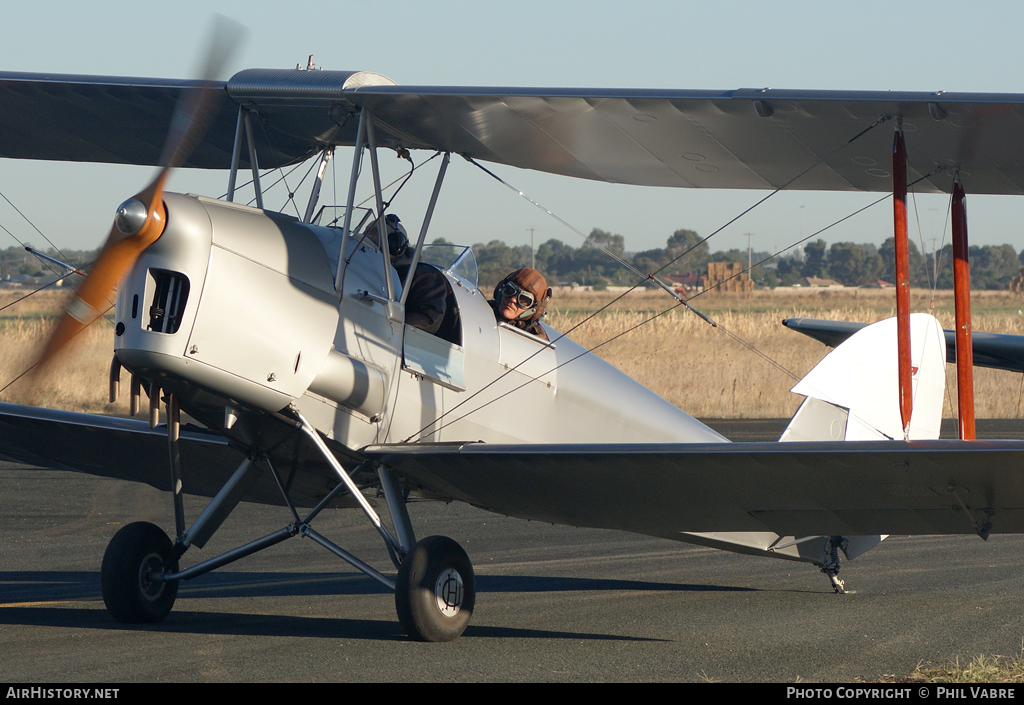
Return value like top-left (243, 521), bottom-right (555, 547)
top-left (497, 280), bottom-right (536, 309)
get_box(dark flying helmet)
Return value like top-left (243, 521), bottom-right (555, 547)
top-left (494, 268), bottom-right (552, 322)
top-left (366, 213), bottom-right (409, 261)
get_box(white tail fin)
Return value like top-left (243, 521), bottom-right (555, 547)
top-left (683, 315), bottom-right (947, 579)
top-left (782, 313), bottom-right (946, 442)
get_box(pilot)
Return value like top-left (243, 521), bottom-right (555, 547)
top-left (366, 214), bottom-right (448, 336)
top-left (491, 268), bottom-right (552, 341)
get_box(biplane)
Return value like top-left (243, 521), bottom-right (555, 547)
top-left (4, 34), bottom-right (1024, 641)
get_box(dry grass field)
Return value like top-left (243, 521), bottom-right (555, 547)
top-left (0, 289), bottom-right (127, 414)
top-left (546, 286), bottom-right (1024, 420)
top-left (4, 285), bottom-right (1024, 420)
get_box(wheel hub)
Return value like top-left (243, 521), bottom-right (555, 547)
top-left (137, 551), bottom-right (166, 601)
top-left (434, 567), bottom-right (464, 617)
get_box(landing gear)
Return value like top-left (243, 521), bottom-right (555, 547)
top-left (395, 536), bottom-right (475, 642)
top-left (101, 522), bottom-right (179, 623)
top-left (820, 536), bottom-right (851, 594)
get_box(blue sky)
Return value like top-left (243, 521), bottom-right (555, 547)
top-left (3, 0), bottom-right (1024, 260)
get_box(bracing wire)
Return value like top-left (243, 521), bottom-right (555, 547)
top-left (690, 168), bottom-right (946, 302)
top-left (0, 270), bottom-right (109, 395)
top-left (0, 188), bottom-right (74, 271)
top-left (406, 188), bottom-right (912, 442)
top-left (403, 117), bottom-right (897, 442)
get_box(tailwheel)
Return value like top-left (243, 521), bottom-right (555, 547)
top-left (101, 522), bottom-right (179, 623)
top-left (395, 536), bottom-right (475, 642)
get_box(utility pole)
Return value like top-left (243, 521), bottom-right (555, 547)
top-left (527, 227), bottom-right (536, 270)
top-left (744, 232), bottom-right (755, 271)
top-left (929, 207), bottom-right (939, 287)
top-left (929, 237), bottom-right (938, 287)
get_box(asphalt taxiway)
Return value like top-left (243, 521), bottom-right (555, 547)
top-left (2, 419), bottom-right (1024, 682)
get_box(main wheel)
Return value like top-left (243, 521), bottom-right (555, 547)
top-left (395, 536), bottom-right (475, 642)
top-left (101, 522), bottom-right (179, 624)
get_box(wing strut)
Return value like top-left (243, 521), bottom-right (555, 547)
top-left (892, 123), bottom-right (913, 440)
top-left (243, 109), bottom-right (264, 209)
top-left (951, 180), bottom-right (976, 439)
top-left (400, 152), bottom-right (450, 309)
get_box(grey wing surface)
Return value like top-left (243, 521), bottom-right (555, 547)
top-left (0, 402), bottom-right (373, 509)
top-left (368, 440), bottom-right (1024, 539)
top-left (4, 69), bottom-right (1024, 194)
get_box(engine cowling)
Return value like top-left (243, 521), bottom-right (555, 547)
top-left (114, 193), bottom-right (340, 413)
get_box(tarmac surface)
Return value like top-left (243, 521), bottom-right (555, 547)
top-left (3, 418), bottom-right (1024, 682)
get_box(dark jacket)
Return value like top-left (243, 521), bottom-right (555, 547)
top-left (396, 263), bottom-right (448, 335)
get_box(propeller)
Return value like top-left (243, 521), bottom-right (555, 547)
top-left (36, 16), bottom-right (245, 370)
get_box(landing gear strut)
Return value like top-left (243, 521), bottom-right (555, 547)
top-left (96, 400), bottom-right (478, 641)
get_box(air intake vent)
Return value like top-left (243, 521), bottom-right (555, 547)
top-left (147, 269), bottom-right (190, 334)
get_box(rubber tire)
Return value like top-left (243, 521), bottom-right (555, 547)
top-left (395, 536), bottom-right (475, 642)
top-left (101, 522), bottom-right (179, 624)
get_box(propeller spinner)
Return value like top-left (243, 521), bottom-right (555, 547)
top-left (35, 17), bottom-right (244, 369)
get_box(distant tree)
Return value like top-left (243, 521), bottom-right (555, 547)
top-left (970, 243), bottom-right (1019, 289)
top-left (879, 237), bottom-right (928, 287)
top-left (473, 240), bottom-right (533, 290)
top-left (801, 239), bottom-right (828, 279)
top-left (585, 228), bottom-right (625, 256)
top-left (934, 243), bottom-right (1021, 289)
top-left (775, 257), bottom-right (802, 287)
top-left (663, 229), bottom-right (709, 274)
top-left (828, 242), bottom-right (883, 287)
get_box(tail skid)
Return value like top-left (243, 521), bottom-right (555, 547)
top-left (683, 314), bottom-right (947, 592)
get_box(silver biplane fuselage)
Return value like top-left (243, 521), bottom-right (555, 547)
top-left (115, 192), bottom-right (728, 456)
top-left (11, 63), bottom-right (1022, 643)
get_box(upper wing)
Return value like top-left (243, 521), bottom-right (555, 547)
top-left (352, 85), bottom-right (1024, 194)
top-left (3, 68), bottom-right (1024, 194)
top-left (368, 440), bottom-right (1024, 539)
top-left (0, 71), bottom-right (315, 168)
top-left (784, 317), bottom-right (1024, 373)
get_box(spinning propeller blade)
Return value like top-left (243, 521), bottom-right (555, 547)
top-left (36, 17), bottom-right (244, 369)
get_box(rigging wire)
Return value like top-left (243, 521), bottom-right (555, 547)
top-left (413, 303), bottom-right (689, 441)
top-left (342, 152), bottom-right (436, 265)
top-left (0, 277), bottom-right (63, 315)
top-left (0, 188), bottom-right (75, 276)
top-left (252, 116), bottom-right (304, 219)
top-left (275, 156), bottom-right (322, 217)
top-left (937, 185), bottom-right (958, 426)
top-left (405, 117), bottom-right (896, 442)
top-left (242, 161), bottom-right (306, 211)
top-left (0, 280), bottom-right (110, 396)
top-left (0, 209), bottom-right (64, 280)
top-left (688, 168), bottom-right (946, 302)
top-left (468, 113), bottom-right (894, 302)
top-left (407, 186), bottom-right (917, 441)
top-left (932, 192), bottom-right (954, 300)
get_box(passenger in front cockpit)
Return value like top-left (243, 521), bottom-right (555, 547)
top-left (491, 268), bottom-right (552, 341)
top-left (365, 214), bottom-right (448, 335)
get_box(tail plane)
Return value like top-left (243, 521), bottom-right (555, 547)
top-left (686, 314), bottom-right (947, 591)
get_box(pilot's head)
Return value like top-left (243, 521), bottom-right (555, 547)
top-left (494, 268), bottom-right (551, 323)
top-left (364, 213), bottom-right (408, 262)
